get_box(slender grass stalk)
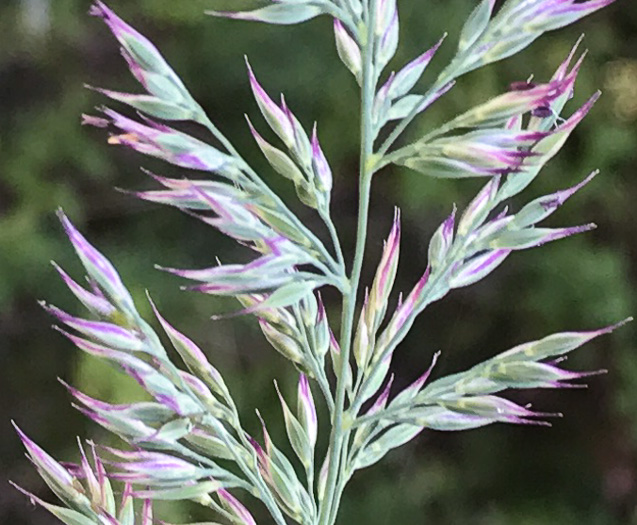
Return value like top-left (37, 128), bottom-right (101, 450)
top-left (319, 1), bottom-right (378, 522)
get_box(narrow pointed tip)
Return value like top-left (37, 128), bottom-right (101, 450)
top-left (601, 317), bottom-right (633, 334)
top-left (205, 10), bottom-right (235, 19)
top-left (56, 207), bottom-right (67, 222)
top-left (89, 1), bottom-right (107, 18)
top-left (11, 420), bottom-right (24, 437)
top-left (145, 289), bottom-right (156, 307)
top-left (273, 379), bottom-right (284, 400)
top-left (587, 168), bottom-right (601, 181)
top-left (57, 377), bottom-right (74, 391)
top-left (8, 480), bottom-right (37, 501)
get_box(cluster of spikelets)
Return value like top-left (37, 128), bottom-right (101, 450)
top-left (11, 0), bottom-right (630, 524)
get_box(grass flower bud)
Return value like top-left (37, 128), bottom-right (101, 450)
top-left (151, 298), bottom-right (229, 398)
top-left (95, 109), bottom-right (232, 172)
top-left (246, 60), bottom-right (296, 149)
top-left (297, 374), bottom-right (318, 448)
top-left (489, 361), bottom-right (605, 389)
top-left (247, 116), bottom-right (305, 184)
top-left (280, 96), bottom-right (313, 168)
top-left (367, 209), bottom-right (401, 330)
top-left (10, 484), bottom-right (98, 525)
top-left (390, 352), bottom-right (440, 408)
top-left (353, 293), bottom-right (373, 369)
top-left (489, 223), bottom-right (596, 250)
top-left (449, 249), bottom-right (511, 288)
top-left (218, 489), bottom-right (257, 525)
top-left (495, 319), bottom-right (632, 363)
top-left (106, 448), bottom-right (209, 484)
top-left (275, 381), bottom-right (314, 468)
top-left (208, 3), bottom-right (323, 25)
top-left (447, 80), bottom-right (567, 129)
top-left (314, 295), bottom-right (331, 358)
top-left (51, 262), bottom-right (116, 318)
top-left (260, 319), bottom-right (305, 365)
top-left (511, 171), bottom-right (598, 229)
top-left (377, 9), bottom-right (399, 70)
top-left (44, 304), bottom-right (144, 352)
top-left (385, 34), bottom-right (446, 101)
top-left (428, 207), bottom-right (455, 270)
top-left (254, 415), bottom-right (307, 520)
top-left (334, 19), bottom-right (362, 84)
top-left (457, 175), bottom-right (500, 236)
top-left (57, 210), bottom-right (136, 317)
top-left (13, 424), bottom-right (91, 511)
top-left (457, 0), bottom-right (496, 53)
top-left (375, 0), bottom-right (397, 39)
top-left (311, 123), bottom-right (333, 194)
top-left (90, 2), bottom-right (193, 104)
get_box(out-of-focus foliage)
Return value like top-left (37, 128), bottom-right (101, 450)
top-left (1, 0), bottom-right (635, 523)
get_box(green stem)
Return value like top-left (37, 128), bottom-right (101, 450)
top-left (321, 208), bottom-right (346, 271)
top-left (327, 438), bottom-right (354, 524)
top-left (318, 1), bottom-right (378, 522)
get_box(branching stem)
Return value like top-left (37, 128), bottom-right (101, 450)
top-left (318, 0), bottom-right (378, 522)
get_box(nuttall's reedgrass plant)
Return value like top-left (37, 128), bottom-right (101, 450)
top-left (11, 0), bottom-right (630, 524)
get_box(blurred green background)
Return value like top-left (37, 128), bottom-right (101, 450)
top-left (1, 0), bottom-right (636, 523)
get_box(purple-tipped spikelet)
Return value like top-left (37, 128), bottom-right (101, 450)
top-left (246, 59), bottom-right (296, 148)
top-left (87, 109), bottom-right (232, 171)
top-left (311, 124), bottom-right (333, 193)
top-left (384, 34), bottom-right (446, 101)
top-left (90, 1), bottom-right (193, 108)
top-left (57, 210), bottom-right (135, 315)
top-left (334, 18), bottom-right (362, 81)
top-left (219, 489), bottom-right (258, 525)
top-left (297, 374), bottom-right (318, 448)
top-left (363, 209), bottom-right (401, 340)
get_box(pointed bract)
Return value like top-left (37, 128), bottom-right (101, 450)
top-left (297, 374), bottom-right (318, 448)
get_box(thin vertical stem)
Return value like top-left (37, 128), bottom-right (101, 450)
top-left (318, 0), bottom-right (378, 522)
